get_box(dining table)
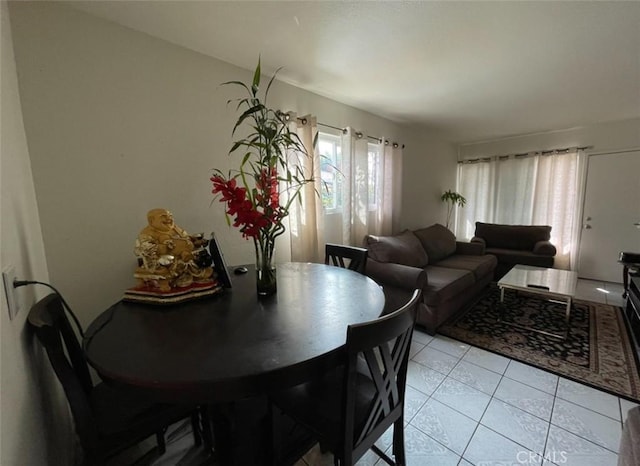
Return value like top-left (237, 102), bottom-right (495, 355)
top-left (83, 262), bottom-right (385, 464)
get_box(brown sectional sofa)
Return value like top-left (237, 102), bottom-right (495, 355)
top-left (364, 224), bottom-right (497, 334)
top-left (471, 222), bottom-right (557, 280)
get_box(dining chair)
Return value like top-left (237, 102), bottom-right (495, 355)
top-left (270, 289), bottom-right (422, 466)
top-left (27, 293), bottom-right (208, 465)
top-left (325, 243), bottom-right (369, 275)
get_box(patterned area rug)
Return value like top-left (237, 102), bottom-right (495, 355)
top-left (439, 286), bottom-right (640, 402)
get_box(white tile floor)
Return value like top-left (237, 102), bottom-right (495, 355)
top-left (297, 279), bottom-right (637, 466)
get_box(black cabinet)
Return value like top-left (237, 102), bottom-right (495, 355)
top-left (625, 277), bottom-right (640, 360)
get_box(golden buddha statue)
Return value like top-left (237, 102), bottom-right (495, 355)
top-left (134, 209), bottom-right (214, 292)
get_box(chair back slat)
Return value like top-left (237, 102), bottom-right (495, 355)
top-left (325, 243), bottom-right (368, 275)
top-left (28, 294), bottom-right (99, 450)
top-left (342, 289), bottom-right (420, 461)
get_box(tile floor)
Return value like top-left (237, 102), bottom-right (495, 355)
top-left (139, 279), bottom-right (635, 466)
top-left (296, 279), bottom-right (635, 466)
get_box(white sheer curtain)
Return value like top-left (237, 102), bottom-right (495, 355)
top-left (339, 127), bottom-right (369, 245)
top-left (286, 114), bottom-right (325, 263)
top-left (456, 149), bottom-right (587, 270)
top-left (337, 128), bottom-right (399, 246)
top-left (377, 138), bottom-right (401, 236)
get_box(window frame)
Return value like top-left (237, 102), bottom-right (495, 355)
top-left (317, 131), bottom-right (343, 214)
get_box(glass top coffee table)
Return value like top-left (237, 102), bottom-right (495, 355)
top-left (497, 265), bottom-right (579, 339)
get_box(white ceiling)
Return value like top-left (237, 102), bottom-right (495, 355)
top-left (63, 1), bottom-right (640, 143)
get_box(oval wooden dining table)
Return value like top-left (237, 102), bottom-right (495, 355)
top-left (84, 262), bottom-right (385, 463)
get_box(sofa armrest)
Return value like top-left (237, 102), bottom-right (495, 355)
top-left (533, 240), bottom-right (557, 256)
top-left (365, 258), bottom-right (427, 291)
top-left (471, 236), bottom-right (486, 247)
top-left (456, 241), bottom-right (485, 255)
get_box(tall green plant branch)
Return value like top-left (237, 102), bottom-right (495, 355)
top-left (212, 58), bottom-right (316, 244)
top-left (441, 190), bottom-right (466, 230)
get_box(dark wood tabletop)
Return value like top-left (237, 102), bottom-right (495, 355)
top-left (84, 262), bottom-right (385, 403)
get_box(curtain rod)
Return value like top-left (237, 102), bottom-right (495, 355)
top-left (280, 112), bottom-right (405, 149)
top-left (458, 145), bottom-right (594, 164)
top-left (314, 120), bottom-right (406, 149)
top-left (588, 147), bottom-right (640, 157)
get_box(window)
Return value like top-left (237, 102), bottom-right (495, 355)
top-left (317, 133), bottom-right (384, 212)
top-left (318, 133), bottom-right (342, 211)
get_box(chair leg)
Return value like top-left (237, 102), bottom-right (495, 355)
top-left (371, 445), bottom-right (394, 466)
top-left (156, 428), bottom-right (167, 455)
top-left (200, 406), bottom-right (215, 453)
top-left (392, 418), bottom-right (405, 465)
top-left (268, 402), bottom-right (281, 466)
top-left (191, 412), bottom-right (203, 446)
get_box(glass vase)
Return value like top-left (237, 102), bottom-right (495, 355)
top-left (255, 239), bottom-right (277, 297)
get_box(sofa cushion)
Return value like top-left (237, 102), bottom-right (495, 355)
top-left (413, 224), bottom-right (457, 263)
top-left (365, 231), bottom-right (428, 268)
top-left (421, 266), bottom-right (475, 305)
top-left (434, 254), bottom-right (497, 281)
top-left (486, 248), bottom-right (554, 268)
top-left (475, 222), bottom-right (551, 251)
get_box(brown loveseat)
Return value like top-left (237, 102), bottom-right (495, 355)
top-left (471, 222), bottom-right (557, 280)
top-left (364, 224), bottom-right (497, 334)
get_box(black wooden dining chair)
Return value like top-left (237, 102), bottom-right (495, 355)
top-left (27, 293), bottom-right (207, 465)
top-left (325, 243), bottom-right (369, 275)
top-left (270, 289), bottom-right (421, 466)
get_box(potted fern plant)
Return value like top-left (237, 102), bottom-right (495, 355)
top-left (441, 190), bottom-right (466, 230)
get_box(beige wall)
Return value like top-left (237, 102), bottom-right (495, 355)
top-left (458, 118), bottom-right (640, 159)
top-left (400, 128), bottom-right (458, 230)
top-left (9, 1), bottom-right (455, 327)
top-left (1, 2), bottom-right (72, 465)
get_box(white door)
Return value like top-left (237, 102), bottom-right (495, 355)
top-left (578, 151), bottom-right (640, 282)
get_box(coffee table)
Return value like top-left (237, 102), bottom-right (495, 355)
top-left (497, 265), bottom-right (578, 339)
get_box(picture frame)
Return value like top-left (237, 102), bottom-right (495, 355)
top-left (209, 232), bottom-right (232, 288)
